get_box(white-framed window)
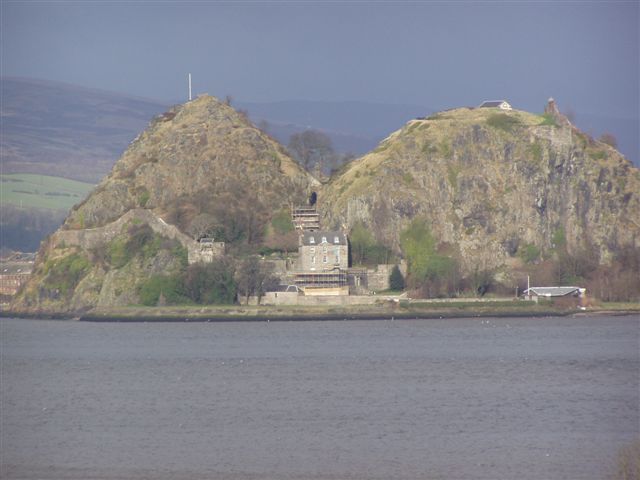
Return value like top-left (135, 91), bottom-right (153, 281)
top-left (311, 255), bottom-right (316, 264)
top-left (323, 256), bottom-right (328, 263)
top-left (309, 237), bottom-right (315, 244)
top-left (334, 236), bottom-right (340, 244)
top-left (321, 236), bottom-right (327, 243)
top-left (322, 246), bottom-right (327, 253)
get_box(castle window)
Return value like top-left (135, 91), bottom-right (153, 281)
top-left (322, 256), bottom-right (328, 263)
top-left (321, 236), bottom-right (327, 243)
top-left (310, 247), bottom-right (315, 253)
top-left (309, 237), bottom-right (315, 244)
top-left (334, 236), bottom-right (340, 244)
top-left (311, 256), bottom-right (316, 264)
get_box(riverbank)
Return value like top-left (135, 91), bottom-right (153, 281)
top-left (3, 299), bottom-right (638, 322)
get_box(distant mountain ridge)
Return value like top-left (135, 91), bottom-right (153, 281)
top-left (1, 77), bottom-right (169, 182)
top-left (1, 78), bottom-right (637, 187)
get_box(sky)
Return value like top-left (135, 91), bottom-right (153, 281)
top-left (1, 1), bottom-right (638, 119)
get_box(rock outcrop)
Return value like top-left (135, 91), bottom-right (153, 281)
top-left (318, 104), bottom-right (640, 274)
top-left (12, 95), bottom-right (318, 313)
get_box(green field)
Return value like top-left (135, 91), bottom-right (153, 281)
top-left (1, 174), bottom-right (95, 210)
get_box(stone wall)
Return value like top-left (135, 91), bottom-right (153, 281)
top-left (249, 293), bottom-right (393, 306)
top-left (52, 209), bottom-right (224, 264)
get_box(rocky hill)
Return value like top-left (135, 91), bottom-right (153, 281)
top-left (11, 97), bottom-right (640, 312)
top-left (319, 101), bottom-right (640, 276)
top-left (13, 95), bottom-right (318, 312)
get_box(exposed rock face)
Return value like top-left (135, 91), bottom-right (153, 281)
top-left (64, 95), bottom-right (317, 230)
top-left (13, 96), bottom-right (318, 313)
top-left (319, 107), bottom-right (640, 274)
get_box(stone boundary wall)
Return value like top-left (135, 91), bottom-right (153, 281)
top-left (248, 293), bottom-right (398, 306)
top-left (52, 209), bottom-right (222, 264)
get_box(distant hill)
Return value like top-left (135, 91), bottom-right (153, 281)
top-left (2, 78), bottom-right (636, 187)
top-left (1, 77), bottom-right (168, 183)
top-left (239, 100), bottom-right (638, 167)
top-left (238, 99), bottom-right (432, 155)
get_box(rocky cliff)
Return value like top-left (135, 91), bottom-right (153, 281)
top-left (13, 95), bottom-right (318, 312)
top-left (318, 102), bottom-right (639, 275)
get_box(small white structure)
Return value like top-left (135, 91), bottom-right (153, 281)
top-left (523, 286), bottom-right (585, 301)
top-left (479, 100), bottom-right (512, 110)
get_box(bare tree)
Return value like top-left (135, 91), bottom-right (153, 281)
top-left (236, 256), bottom-right (279, 304)
top-left (288, 130), bottom-right (334, 172)
top-left (599, 132), bottom-right (618, 149)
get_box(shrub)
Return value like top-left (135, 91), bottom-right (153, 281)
top-left (400, 218), bottom-right (437, 281)
top-left (487, 113), bottom-right (521, 133)
top-left (528, 142), bottom-right (543, 162)
top-left (518, 243), bottom-right (541, 264)
top-left (271, 209), bottom-right (294, 235)
top-left (399, 218), bottom-right (462, 296)
top-left (389, 265), bottom-right (405, 291)
top-left (107, 224), bottom-right (164, 268)
top-left (439, 140), bottom-right (453, 159)
top-left (107, 238), bottom-right (130, 268)
top-left (538, 113), bottom-right (557, 127)
top-left (138, 189), bottom-right (150, 207)
top-left (138, 275), bottom-right (187, 306)
top-left (183, 259), bottom-right (237, 304)
top-left (172, 243), bottom-right (189, 267)
top-left (43, 253), bottom-right (91, 296)
top-left (599, 132), bottom-right (618, 149)
top-left (552, 227), bottom-right (566, 249)
top-left (402, 171), bottom-right (416, 186)
top-left (350, 223), bottom-right (394, 266)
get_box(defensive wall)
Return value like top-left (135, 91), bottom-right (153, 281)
top-left (51, 209), bottom-right (224, 264)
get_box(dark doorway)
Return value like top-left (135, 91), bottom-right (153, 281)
top-left (309, 192), bottom-right (317, 206)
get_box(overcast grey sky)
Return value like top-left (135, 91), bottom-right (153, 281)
top-left (2, 1), bottom-right (638, 118)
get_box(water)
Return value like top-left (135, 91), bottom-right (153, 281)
top-left (1, 316), bottom-right (638, 480)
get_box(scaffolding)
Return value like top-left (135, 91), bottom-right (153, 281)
top-left (293, 270), bottom-right (347, 288)
top-left (292, 206), bottom-right (320, 231)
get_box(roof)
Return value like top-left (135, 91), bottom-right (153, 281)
top-left (270, 285), bottom-right (300, 293)
top-left (301, 231), bottom-right (347, 246)
top-left (0, 262), bottom-right (33, 275)
top-left (524, 286), bottom-right (584, 297)
top-left (479, 100), bottom-right (509, 108)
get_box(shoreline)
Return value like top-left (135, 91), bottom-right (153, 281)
top-left (2, 302), bottom-right (638, 322)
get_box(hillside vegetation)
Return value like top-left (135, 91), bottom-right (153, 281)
top-left (12, 95), bottom-right (318, 312)
top-left (10, 99), bottom-right (640, 312)
top-left (319, 104), bottom-right (640, 297)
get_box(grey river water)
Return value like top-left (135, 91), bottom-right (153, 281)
top-left (1, 315), bottom-right (638, 480)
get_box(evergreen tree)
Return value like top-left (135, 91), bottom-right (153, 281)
top-left (389, 265), bottom-right (405, 291)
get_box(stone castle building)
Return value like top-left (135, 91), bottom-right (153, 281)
top-left (297, 231), bottom-right (348, 271)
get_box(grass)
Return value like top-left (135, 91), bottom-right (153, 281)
top-left (486, 113), bottom-right (522, 133)
top-left (528, 142), bottom-right (543, 163)
top-left (538, 113), bottom-right (558, 127)
top-left (447, 164), bottom-right (460, 188)
top-left (589, 150), bottom-right (607, 161)
top-left (1, 173), bottom-right (94, 210)
top-left (402, 171), bottom-right (416, 186)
